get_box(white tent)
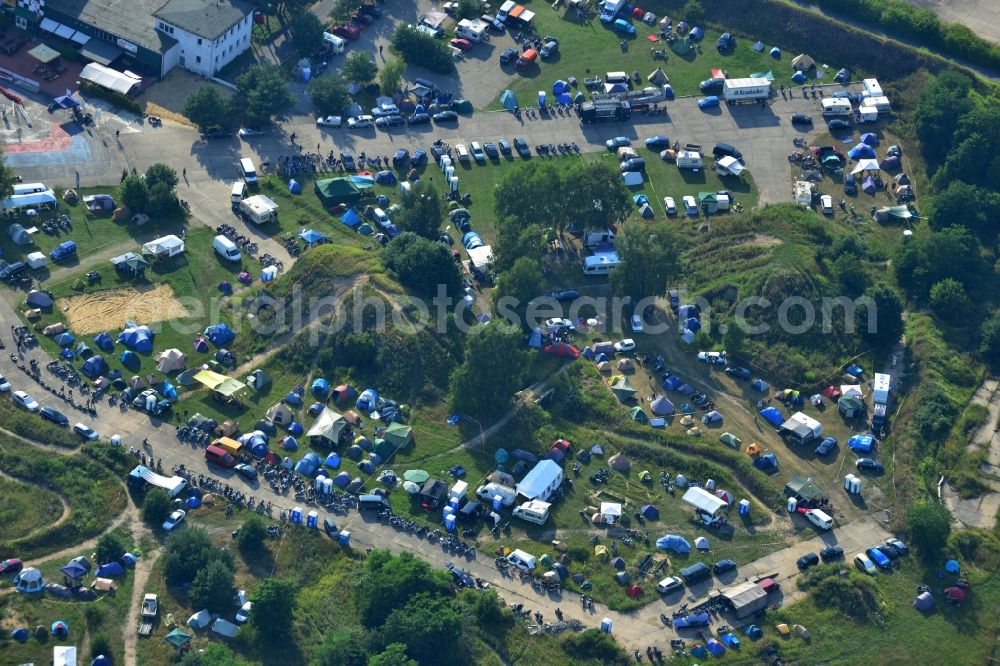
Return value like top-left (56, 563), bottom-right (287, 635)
top-left (53, 645), bottom-right (77, 666)
top-left (212, 618), bottom-right (240, 637)
top-left (1, 189), bottom-right (56, 211)
top-left (694, 536), bottom-right (710, 550)
top-left (621, 171), bottom-right (643, 186)
top-left (142, 234), bottom-right (185, 258)
top-left (840, 384), bottom-right (863, 399)
top-left (600, 502), bottom-right (623, 522)
top-left (716, 155), bottom-right (745, 176)
top-left (80, 62), bottom-right (141, 95)
top-left (682, 486), bottom-right (728, 518)
top-left (792, 53), bottom-right (815, 70)
top-left (187, 609), bottom-right (212, 628)
top-left (156, 348), bottom-right (187, 373)
top-left (851, 159), bottom-right (881, 175)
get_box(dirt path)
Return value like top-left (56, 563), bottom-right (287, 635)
top-left (944, 378), bottom-right (1000, 530)
top-left (122, 499), bottom-right (156, 666)
top-left (0, 469), bottom-right (71, 542)
top-left (28, 507), bottom-right (132, 568)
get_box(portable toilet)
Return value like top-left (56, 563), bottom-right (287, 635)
top-left (442, 505), bottom-right (454, 519)
top-left (445, 166), bottom-right (455, 179)
top-left (338, 530), bottom-right (351, 546)
top-left (307, 510), bottom-right (319, 529)
top-left (440, 156), bottom-right (452, 170)
top-left (400, 182), bottom-right (412, 196)
top-left (738, 499), bottom-right (750, 517)
top-left (291, 506), bottom-right (303, 524)
top-left (787, 497), bottom-right (798, 512)
top-left (450, 177), bottom-right (459, 192)
top-left (445, 514), bottom-right (457, 532)
top-left (314, 477), bottom-right (325, 491)
top-left (493, 494), bottom-right (503, 511)
top-left (844, 474), bottom-right (855, 492)
top-left (601, 618), bottom-right (613, 633)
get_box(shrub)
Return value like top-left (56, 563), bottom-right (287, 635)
top-left (391, 25), bottom-right (453, 73)
top-left (79, 81), bottom-right (142, 114)
top-left (90, 632), bottom-right (113, 661)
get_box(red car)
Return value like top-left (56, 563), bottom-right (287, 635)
top-left (332, 23), bottom-right (361, 40)
top-left (450, 38), bottom-right (473, 51)
top-left (0, 558), bottom-right (24, 575)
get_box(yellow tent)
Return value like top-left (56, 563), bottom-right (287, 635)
top-left (594, 545), bottom-right (610, 561)
top-left (680, 415), bottom-right (695, 427)
top-left (745, 442), bottom-right (762, 457)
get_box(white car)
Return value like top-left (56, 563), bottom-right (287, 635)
top-left (162, 509), bottom-right (186, 531)
top-left (238, 126), bottom-right (268, 138)
top-left (820, 194), bottom-right (834, 215)
top-left (471, 141), bottom-right (486, 162)
top-left (12, 390), bottom-right (39, 412)
top-left (455, 143), bottom-right (470, 161)
top-left (316, 115), bottom-right (342, 127)
top-left (544, 317), bottom-right (574, 331)
top-left (0, 374), bottom-right (10, 392)
top-left (73, 423), bottom-right (99, 440)
top-left (235, 601), bottom-right (253, 623)
top-left (614, 339), bottom-right (636, 352)
top-left (631, 314), bottom-right (644, 333)
top-left (697, 351), bottom-right (727, 364)
top-left (664, 197), bottom-right (677, 216)
top-left (683, 195), bottom-right (698, 216)
top-left (347, 115), bottom-right (374, 129)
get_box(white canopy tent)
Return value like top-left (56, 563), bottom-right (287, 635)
top-left (80, 63), bottom-right (141, 96)
top-left (1, 189), bottom-right (56, 211)
top-left (851, 158), bottom-right (880, 175)
top-left (142, 234), bottom-right (185, 257)
top-left (682, 486), bottom-right (728, 518)
top-left (716, 155), bottom-right (745, 175)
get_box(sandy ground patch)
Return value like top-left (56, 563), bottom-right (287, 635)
top-left (62, 283), bottom-right (190, 335)
top-left (137, 69), bottom-right (232, 124)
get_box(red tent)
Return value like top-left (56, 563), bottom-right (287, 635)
top-left (632, 7), bottom-right (644, 17)
top-left (945, 587), bottom-right (967, 603)
top-left (553, 438), bottom-right (572, 451)
top-left (625, 584), bottom-right (644, 598)
top-left (542, 343), bottom-right (580, 359)
top-left (821, 386), bottom-right (841, 399)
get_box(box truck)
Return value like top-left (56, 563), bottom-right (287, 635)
top-left (722, 77), bottom-right (771, 103)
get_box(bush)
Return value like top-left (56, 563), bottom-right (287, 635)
top-left (238, 513), bottom-right (268, 551)
top-left (561, 629), bottom-right (629, 665)
top-left (96, 532), bottom-right (128, 565)
top-left (90, 632), bottom-right (113, 662)
top-left (141, 488), bottom-right (172, 525)
top-left (907, 501), bottom-right (952, 559)
top-left (79, 81), bottom-right (142, 114)
top-left (391, 25), bottom-right (453, 73)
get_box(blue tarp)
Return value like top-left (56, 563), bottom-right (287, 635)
top-left (673, 612), bottom-right (710, 628)
top-left (311, 378), bottom-right (330, 396)
top-left (848, 434), bottom-right (875, 453)
top-left (93, 332), bottom-right (114, 351)
top-left (656, 534), bottom-right (691, 553)
top-left (845, 363), bottom-right (864, 377)
top-left (204, 323), bottom-right (235, 346)
top-left (288, 179), bottom-right (302, 194)
top-left (96, 562), bottom-right (125, 577)
top-left (81, 355), bottom-right (108, 379)
top-left (340, 208), bottom-right (361, 227)
top-left (760, 406), bottom-right (784, 427)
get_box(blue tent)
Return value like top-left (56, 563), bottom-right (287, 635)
top-left (55, 332), bottom-right (75, 347)
top-left (860, 132), bottom-right (879, 147)
top-left (60, 349), bottom-right (75, 359)
top-left (656, 534), bottom-right (691, 553)
top-left (284, 391), bottom-right (303, 406)
top-left (118, 326), bottom-right (153, 353)
top-left (848, 434), bottom-right (875, 453)
top-left (752, 41), bottom-right (765, 52)
top-left (204, 323), bottom-right (235, 346)
top-left (311, 378), bottom-right (330, 397)
top-left (835, 68), bottom-right (851, 82)
top-left (92, 656), bottom-right (111, 666)
top-left (11, 627), bottom-right (29, 642)
top-left (340, 208), bottom-right (361, 227)
top-left (673, 612), bottom-right (710, 629)
top-left (744, 624), bottom-right (764, 640)
top-left (60, 561), bottom-right (88, 580)
top-left (51, 621), bottom-right (69, 636)
top-left (333, 471), bottom-right (351, 487)
top-left (760, 406), bottom-right (784, 427)
top-left (287, 422), bottom-right (304, 436)
top-left (81, 355), bottom-right (108, 379)
top-left (845, 363), bottom-right (864, 377)
top-left (721, 633), bottom-right (741, 648)
top-left (641, 504), bottom-right (659, 519)
top-left (325, 452), bottom-right (341, 468)
top-left (93, 332), bottom-right (114, 351)
top-left (706, 639), bottom-right (726, 657)
top-left (557, 92), bottom-right (572, 105)
top-left (791, 71), bottom-right (807, 83)
top-left (295, 452), bottom-right (322, 476)
top-left (689, 26), bottom-right (704, 40)
top-left (375, 170), bottom-right (397, 185)
top-left (186, 496), bottom-right (201, 509)
top-left (552, 80), bottom-right (568, 94)
top-left (770, 46), bottom-right (781, 58)
top-left (281, 436), bottom-right (298, 451)
top-left (96, 562), bottom-right (125, 577)
top-left (751, 379), bottom-right (769, 392)
top-left (251, 442), bottom-right (268, 456)
top-left (121, 552), bottom-right (137, 566)
top-left (945, 559), bottom-right (960, 573)
top-left (753, 452), bottom-right (778, 470)
top-left (356, 388), bottom-right (379, 412)
top-left (686, 317), bottom-right (701, 331)
top-left (162, 382), bottom-right (177, 401)
top-left (120, 350), bottom-right (139, 367)
top-left (358, 460), bottom-right (375, 473)
top-left (848, 144), bottom-right (876, 159)
top-left (663, 375), bottom-right (684, 391)
top-left (528, 327), bottom-right (543, 349)
top-left (288, 179), bottom-right (302, 194)
top-left (299, 228), bottom-right (327, 244)
top-left (500, 89), bottom-right (518, 110)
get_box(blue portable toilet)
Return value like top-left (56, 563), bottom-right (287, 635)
top-left (338, 530), bottom-right (351, 546)
top-left (290, 506), bottom-right (303, 524)
top-left (738, 499), bottom-right (751, 517)
top-left (601, 618), bottom-right (613, 633)
top-left (288, 179), bottom-right (302, 194)
top-left (445, 514), bottom-right (456, 532)
top-left (493, 494), bottom-right (503, 511)
top-left (307, 510), bottom-right (319, 529)
top-left (442, 505), bottom-right (454, 519)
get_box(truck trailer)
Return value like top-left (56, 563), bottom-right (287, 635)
top-left (722, 77), bottom-right (771, 103)
top-left (579, 99), bottom-right (631, 123)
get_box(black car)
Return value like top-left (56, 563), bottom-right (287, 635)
top-left (843, 173), bottom-right (857, 194)
top-left (820, 545), bottom-right (844, 562)
top-left (433, 110), bottom-right (459, 123)
top-left (791, 113), bottom-right (813, 125)
top-left (724, 366), bottom-right (751, 381)
top-left (815, 437), bottom-right (839, 456)
top-left (39, 406), bottom-right (68, 426)
top-left (713, 559), bottom-right (737, 575)
top-left (200, 127), bottom-right (232, 139)
top-left (713, 143), bottom-right (744, 163)
top-left (499, 47), bottom-right (518, 65)
top-left (620, 157), bottom-right (646, 172)
top-left (0, 261), bottom-right (26, 280)
top-left (484, 142), bottom-right (499, 158)
top-left (876, 544), bottom-right (900, 561)
top-left (514, 136), bottom-right (531, 158)
top-left (797, 552), bottom-right (820, 570)
top-left (498, 140), bottom-right (512, 156)
top-left (339, 151), bottom-right (356, 170)
top-left (828, 118), bottom-right (853, 132)
top-left (375, 115), bottom-right (404, 128)
top-left (550, 289), bottom-right (579, 301)
top-left (407, 112), bottom-right (431, 125)
top-left (234, 463), bottom-right (258, 480)
top-left (856, 458), bottom-right (885, 474)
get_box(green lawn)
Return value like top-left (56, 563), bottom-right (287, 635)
top-left (490, 10), bottom-right (815, 108)
top-left (0, 476), bottom-right (63, 541)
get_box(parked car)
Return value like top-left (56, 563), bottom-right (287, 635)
top-left (371, 103), bottom-right (400, 118)
top-left (450, 37), bottom-right (473, 51)
top-left (498, 139), bottom-right (512, 156)
top-left (347, 115), bottom-right (374, 129)
top-left (885, 537), bottom-right (909, 556)
top-left (200, 127), bottom-right (232, 139)
top-left (514, 136), bottom-right (530, 158)
top-left (646, 135), bottom-right (670, 149)
top-left (72, 423), bottom-right (99, 440)
top-left (713, 559), bottom-right (737, 575)
top-left (539, 40), bottom-right (559, 58)
top-left (550, 289), bottom-right (579, 301)
top-left (630, 314), bottom-right (644, 333)
top-left (12, 390), bottom-right (39, 412)
top-left (797, 552), bottom-right (820, 570)
top-left (0, 558), bottom-right (24, 575)
top-left (375, 115), bottom-right (403, 128)
top-left (866, 547), bottom-right (891, 570)
top-left (828, 118), bottom-right (852, 132)
top-left (843, 173), bottom-right (857, 194)
top-left (455, 143), bottom-right (470, 161)
top-left (339, 151), bottom-right (356, 170)
top-left (499, 47), bottom-right (519, 65)
top-left (877, 543), bottom-right (900, 560)
top-left (235, 601), bottom-right (253, 624)
top-left (316, 115), bottom-right (342, 127)
top-left (725, 366), bottom-right (751, 381)
top-left (815, 437), bottom-right (839, 455)
top-left (484, 142), bottom-right (499, 158)
top-left (433, 110), bottom-right (458, 123)
top-left (683, 195), bottom-right (698, 216)
top-left (407, 112), bottom-right (431, 125)
top-left (820, 545), bottom-right (845, 562)
top-left (0, 374), bottom-right (9, 392)
top-left (606, 136), bottom-right (631, 150)
top-left (620, 157), bottom-right (645, 172)
top-left (655, 576), bottom-right (684, 594)
top-left (855, 552), bottom-right (877, 575)
top-left (545, 318), bottom-right (574, 330)
top-left (614, 339), bottom-right (636, 352)
top-left (792, 113), bottom-right (813, 125)
top-left (663, 196), bottom-right (677, 216)
top-left (39, 406), bottom-right (68, 426)
top-left (238, 126), bottom-right (267, 138)
top-left (856, 458), bottom-right (884, 474)
top-left (699, 78), bottom-right (724, 92)
top-left (162, 509), bottom-right (186, 531)
top-left (821, 194), bottom-right (834, 214)
top-left (471, 142), bottom-right (486, 162)
top-left (234, 463), bottom-right (258, 480)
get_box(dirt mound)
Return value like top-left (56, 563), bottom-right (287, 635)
top-left (62, 283), bottom-right (190, 335)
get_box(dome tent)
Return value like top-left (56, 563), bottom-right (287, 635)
top-left (93, 332), bottom-right (114, 351)
top-left (311, 378), bottom-right (330, 397)
top-left (118, 325), bottom-right (154, 352)
top-left (81, 355), bottom-right (109, 379)
top-left (650, 395), bottom-right (674, 416)
top-left (14, 567), bottom-right (43, 593)
top-left (204, 323), bottom-right (236, 346)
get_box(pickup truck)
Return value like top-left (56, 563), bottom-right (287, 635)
top-left (138, 593), bottom-right (158, 636)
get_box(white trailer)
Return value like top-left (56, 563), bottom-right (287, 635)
top-left (821, 98), bottom-right (852, 117)
top-left (676, 150), bottom-right (703, 170)
top-left (456, 18), bottom-right (489, 42)
top-left (862, 78), bottom-right (883, 98)
top-left (872, 373), bottom-right (891, 405)
top-left (722, 77), bottom-right (771, 103)
top-left (584, 229), bottom-right (615, 247)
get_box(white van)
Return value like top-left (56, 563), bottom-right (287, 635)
top-left (231, 181), bottom-right (246, 205)
top-left (512, 500), bottom-right (551, 525)
top-left (25, 251), bottom-right (47, 269)
top-left (476, 483), bottom-right (517, 507)
top-left (507, 549), bottom-right (536, 570)
top-left (805, 508), bottom-right (834, 530)
top-left (239, 157), bottom-right (258, 184)
top-left (213, 235), bottom-right (242, 262)
top-left (322, 32), bottom-right (346, 54)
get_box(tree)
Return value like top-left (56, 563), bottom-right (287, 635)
top-left (610, 222), bottom-right (685, 301)
top-left (329, 0), bottom-right (362, 22)
top-left (906, 501), bottom-right (952, 560)
top-left (449, 323), bottom-right (528, 420)
top-left (309, 73), bottom-right (350, 116)
top-left (90, 632), bottom-right (113, 662)
top-left (0, 147), bottom-right (15, 200)
top-left (495, 256), bottom-right (542, 327)
top-left (980, 311), bottom-right (1000, 365)
top-left (145, 163), bottom-right (178, 191)
top-left (189, 559), bottom-right (236, 613)
top-left (378, 56), bottom-right (406, 96)
top-left (395, 182), bottom-right (443, 239)
top-left (723, 317), bottom-right (746, 353)
top-left (894, 225), bottom-right (985, 298)
top-left (183, 86), bottom-right (233, 131)
top-left (860, 283), bottom-right (905, 347)
top-left (927, 180), bottom-right (987, 231)
top-left (141, 488), bottom-right (172, 526)
top-left (180, 643), bottom-right (252, 666)
top-left (118, 174), bottom-right (148, 214)
top-left (290, 12), bottom-right (325, 57)
top-left (832, 252), bottom-right (869, 295)
top-left (369, 643), bottom-right (417, 666)
top-left (96, 532), bottom-right (128, 565)
top-left (681, 0), bottom-right (705, 23)
top-left (383, 232), bottom-right (461, 295)
top-left (249, 578), bottom-right (296, 639)
top-left (375, 593), bottom-right (461, 665)
top-left (314, 626), bottom-right (369, 666)
top-left (341, 51), bottom-right (378, 83)
top-left (163, 527), bottom-right (235, 585)
top-left (238, 513), bottom-right (268, 551)
top-left (914, 70), bottom-right (973, 167)
top-left (929, 278), bottom-right (971, 323)
top-left (356, 550), bottom-right (449, 627)
top-left (391, 25), bottom-right (453, 73)
top-left (561, 161), bottom-right (632, 235)
top-left (237, 64), bottom-right (295, 126)
top-left (146, 182), bottom-right (177, 216)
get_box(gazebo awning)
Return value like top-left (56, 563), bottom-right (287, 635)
top-left (28, 44), bottom-right (60, 64)
top-left (70, 32), bottom-right (92, 46)
top-left (79, 40), bottom-right (124, 67)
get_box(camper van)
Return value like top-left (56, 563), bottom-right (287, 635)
top-left (213, 235), bottom-right (242, 262)
top-left (456, 18), bottom-right (489, 42)
top-left (476, 482), bottom-right (518, 507)
top-left (862, 78), bottom-right (883, 99)
top-left (506, 549), bottom-right (537, 570)
top-left (512, 500), bottom-right (551, 525)
top-left (322, 31), bottom-right (347, 54)
top-left (821, 98), bottom-right (852, 117)
top-left (359, 494), bottom-right (389, 511)
top-left (805, 508), bottom-right (834, 530)
top-left (676, 150), bottom-right (704, 170)
top-left (582, 252), bottom-right (622, 275)
top-left (239, 157), bottom-right (258, 184)
top-left (231, 181), bottom-right (246, 205)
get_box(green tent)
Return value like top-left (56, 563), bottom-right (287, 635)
top-left (719, 432), bottom-right (742, 448)
top-left (314, 178), bottom-right (362, 207)
top-left (356, 222), bottom-right (375, 235)
top-left (403, 469), bottom-right (429, 483)
top-left (374, 438), bottom-right (394, 459)
top-left (630, 406), bottom-right (650, 424)
top-left (749, 70), bottom-right (774, 81)
top-left (454, 99), bottom-right (473, 114)
top-left (670, 36), bottom-right (693, 55)
top-left (384, 422), bottom-right (413, 448)
top-left (539, 553), bottom-right (554, 567)
top-left (164, 628), bottom-right (192, 650)
top-left (838, 395), bottom-right (864, 418)
top-left (610, 377), bottom-right (637, 403)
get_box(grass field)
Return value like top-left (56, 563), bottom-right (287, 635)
top-left (0, 476), bottom-right (63, 541)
